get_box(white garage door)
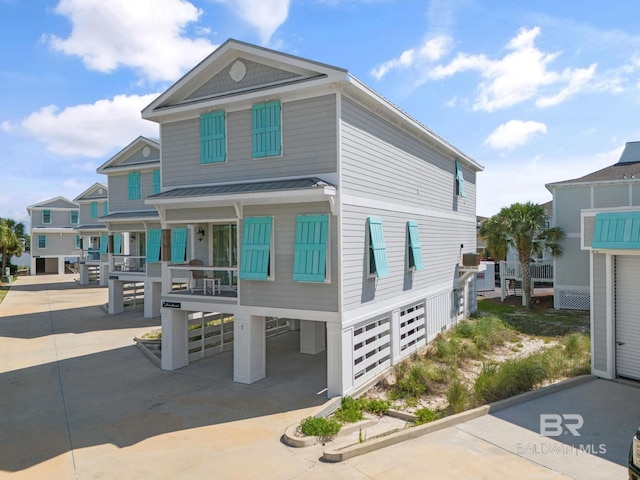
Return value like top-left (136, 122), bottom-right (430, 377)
top-left (615, 255), bottom-right (640, 380)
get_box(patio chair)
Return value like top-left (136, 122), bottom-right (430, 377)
top-left (188, 259), bottom-right (204, 294)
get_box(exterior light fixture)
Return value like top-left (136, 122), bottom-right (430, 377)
top-left (196, 227), bottom-right (205, 242)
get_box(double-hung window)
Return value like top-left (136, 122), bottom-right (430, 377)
top-left (70, 210), bottom-right (79, 224)
top-left (368, 217), bottom-right (390, 278)
top-left (42, 210), bottom-right (51, 224)
top-left (293, 214), bottom-right (329, 282)
top-left (38, 235), bottom-right (47, 249)
top-left (239, 216), bottom-right (273, 280)
top-left (455, 160), bottom-right (465, 197)
top-left (90, 202), bottom-right (98, 219)
top-left (407, 221), bottom-right (425, 271)
top-left (128, 171), bottom-right (141, 200)
top-left (252, 101), bottom-right (281, 158)
top-left (200, 111), bottom-right (226, 164)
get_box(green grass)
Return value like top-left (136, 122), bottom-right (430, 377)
top-left (299, 416), bottom-right (341, 440)
top-left (333, 396), bottom-right (364, 423)
top-left (0, 284), bottom-right (9, 304)
top-left (413, 407), bottom-right (441, 425)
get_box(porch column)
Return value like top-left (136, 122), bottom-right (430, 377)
top-left (58, 257), bottom-right (65, 275)
top-left (108, 279), bottom-right (124, 315)
top-left (288, 319), bottom-right (300, 331)
top-left (233, 314), bottom-right (265, 384)
top-left (326, 323), bottom-right (353, 398)
top-left (161, 309), bottom-right (189, 370)
top-left (79, 263), bottom-right (89, 285)
top-left (99, 264), bottom-right (109, 286)
top-left (300, 320), bottom-right (325, 354)
top-left (144, 280), bottom-right (161, 318)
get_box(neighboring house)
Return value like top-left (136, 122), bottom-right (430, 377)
top-left (74, 183), bottom-right (109, 285)
top-left (27, 196), bottom-right (80, 275)
top-left (549, 141), bottom-right (640, 381)
top-left (141, 39), bottom-right (483, 397)
top-left (547, 142), bottom-right (640, 311)
top-left (96, 136), bottom-right (162, 318)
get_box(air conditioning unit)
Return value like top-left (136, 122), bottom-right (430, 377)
top-left (462, 253), bottom-right (480, 267)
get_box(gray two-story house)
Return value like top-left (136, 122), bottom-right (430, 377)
top-left (141, 39), bottom-right (483, 397)
top-left (27, 196), bottom-right (80, 275)
top-left (96, 136), bottom-right (162, 318)
top-left (75, 183), bottom-right (109, 285)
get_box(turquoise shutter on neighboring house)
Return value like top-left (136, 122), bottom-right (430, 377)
top-left (146, 229), bottom-right (162, 262)
top-left (113, 234), bottom-right (122, 254)
top-left (70, 211), bottom-right (78, 224)
top-left (152, 169), bottom-right (161, 194)
top-left (455, 161), bottom-right (465, 197)
top-left (252, 101), bottom-right (281, 158)
top-left (239, 217), bottom-right (273, 280)
top-left (75, 235), bottom-right (81, 249)
top-left (407, 221), bottom-right (425, 271)
top-left (171, 228), bottom-right (188, 263)
top-left (90, 202), bottom-right (98, 219)
top-left (38, 235), bottom-right (46, 249)
top-left (103, 201), bottom-right (108, 217)
top-left (99, 234), bottom-right (108, 254)
top-left (128, 171), bottom-right (141, 200)
top-left (42, 210), bottom-right (51, 224)
top-left (368, 217), bottom-right (390, 278)
top-left (200, 111), bottom-right (226, 164)
top-left (293, 214), bottom-right (328, 282)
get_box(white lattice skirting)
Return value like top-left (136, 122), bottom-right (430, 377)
top-left (556, 289), bottom-right (590, 310)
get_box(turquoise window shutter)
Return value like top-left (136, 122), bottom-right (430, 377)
top-left (239, 217), bottom-right (273, 280)
top-left (200, 111), bottom-right (226, 164)
top-left (113, 234), bottom-right (122, 254)
top-left (90, 202), bottom-right (98, 219)
top-left (171, 228), bottom-right (188, 263)
top-left (70, 211), bottom-right (78, 224)
top-left (42, 210), bottom-right (51, 224)
top-left (103, 202), bottom-right (108, 217)
top-left (38, 235), bottom-right (46, 249)
top-left (407, 221), bottom-right (425, 270)
top-left (75, 235), bottom-right (81, 249)
top-left (252, 101), bottom-right (281, 158)
top-left (99, 234), bottom-right (108, 254)
top-left (128, 171), bottom-right (141, 199)
top-left (293, 214), bottom-right (328, 282)
top-left (146, 229), bottom-right (162, 262)
top-left (152, 169), bottom-right (161, 194)
top-left (455, 161), bottom-right (465, 197)
top-left (368, 217), bottom-right (390, 278)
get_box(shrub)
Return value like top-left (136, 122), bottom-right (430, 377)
top-left (299, 416), bottom-right (341, 440)
top-left (446, 379), bottom-right (472, 414)
top-left (362, 398), bottom-right (390, 416)
top-left (564, 333), bottom-right (590, 359)
top-left (474, 355), bottom-right (547, 404)
top-left (394, 361), bottom-right (442, 399)
top-left (333, 396), bottom-right (364, 423)
top-left (414, 407), bottom-right (440, 425)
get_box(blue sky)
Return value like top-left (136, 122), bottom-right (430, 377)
top-left (3, 0), bottom-right (640, 228)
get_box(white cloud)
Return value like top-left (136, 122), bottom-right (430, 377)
top-left (47, 0), bottom-right (216, 82)
top-left (372, 35), bottom-right (452, 79)
top-left (215, 0), bottom-right (290, 44)
top-left (21, 94), bottom-right (160, 158)
top-left (1, 120), bottom-right (13, 133)
top-left (427, 27), bottom-right (598, 111)
top-left (484, 120), bottom-right (547, 151)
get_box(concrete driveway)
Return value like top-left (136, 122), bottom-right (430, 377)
top-left (0, 274), bottom-right (635, 479)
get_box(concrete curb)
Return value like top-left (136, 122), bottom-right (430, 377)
top-left (134, 337), bottom-right (161, 367)
top-left (321, 375), bottom-right (595, 462)
top-left (283, 419), bottom-right (378, 448)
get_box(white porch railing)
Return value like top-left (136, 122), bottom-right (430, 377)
top-left (499, 260), bottom-right (553, 301)
top-left (166, 265), bottom-right (238, 301)
top-left (111, 255), bottom-right (146, 273)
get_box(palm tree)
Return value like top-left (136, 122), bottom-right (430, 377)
top-left (0, 218), bottom-right (26, 276)
top-left (480, 202), bottom-right (564, 309)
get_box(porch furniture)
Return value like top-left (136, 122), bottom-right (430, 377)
top-left (203, 278), bottom-right (220, 296)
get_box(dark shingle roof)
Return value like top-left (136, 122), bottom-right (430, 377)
top-left (75, 224), bottom-right (106, 230)
top-left (557, 162), bottom-right (640, 184)
top-left (149, 177), bottom-right (334, 199)
top-left (101, 211), bottom-right (159, 220)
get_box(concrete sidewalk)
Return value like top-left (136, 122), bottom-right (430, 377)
top-left (0, 275), bottom-right (629, 479)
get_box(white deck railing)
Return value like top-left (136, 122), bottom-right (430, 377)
top-left (111, 255), bottom-right (146, 273)
top-left (499, 260), bottom-right (553, 302)
top-left (166, 265), bottom-right (238, 301)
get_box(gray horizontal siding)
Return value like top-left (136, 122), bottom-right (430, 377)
top-left (161, 94), bottom-right (337, 188)
top-left (592, 253), bottom-right (607, 371)
top-left (120, 145), bottom-right (159, 166)
top-left (582, 215), bottom-right (596, 249)
top-left (78, 201), bottom-right (108, 224)
top-left (108, 170), bottom-right (159, 213)
top-left (166, 207), bottom-right (236, 222)
top-left (632, 185), bottom-right (640, 206)
top-left (240, 202), bottom-right (338, 312)
top-left (554, 186), bottom-right (591, 233)
top-left (555, 237), bottom-right (590, 286)
top-left (83, 189), bottom-right (107, 200)
top-left (340, 96), bottom-right (476, 216)
top-left (31, 209), bottom-right (76, 228)
top-left (31, 232), bottom-right (79, 257)
top-left (593, 185), bottom-right (629, 208)
top-left (341, 204), bottom-right (476, 312)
